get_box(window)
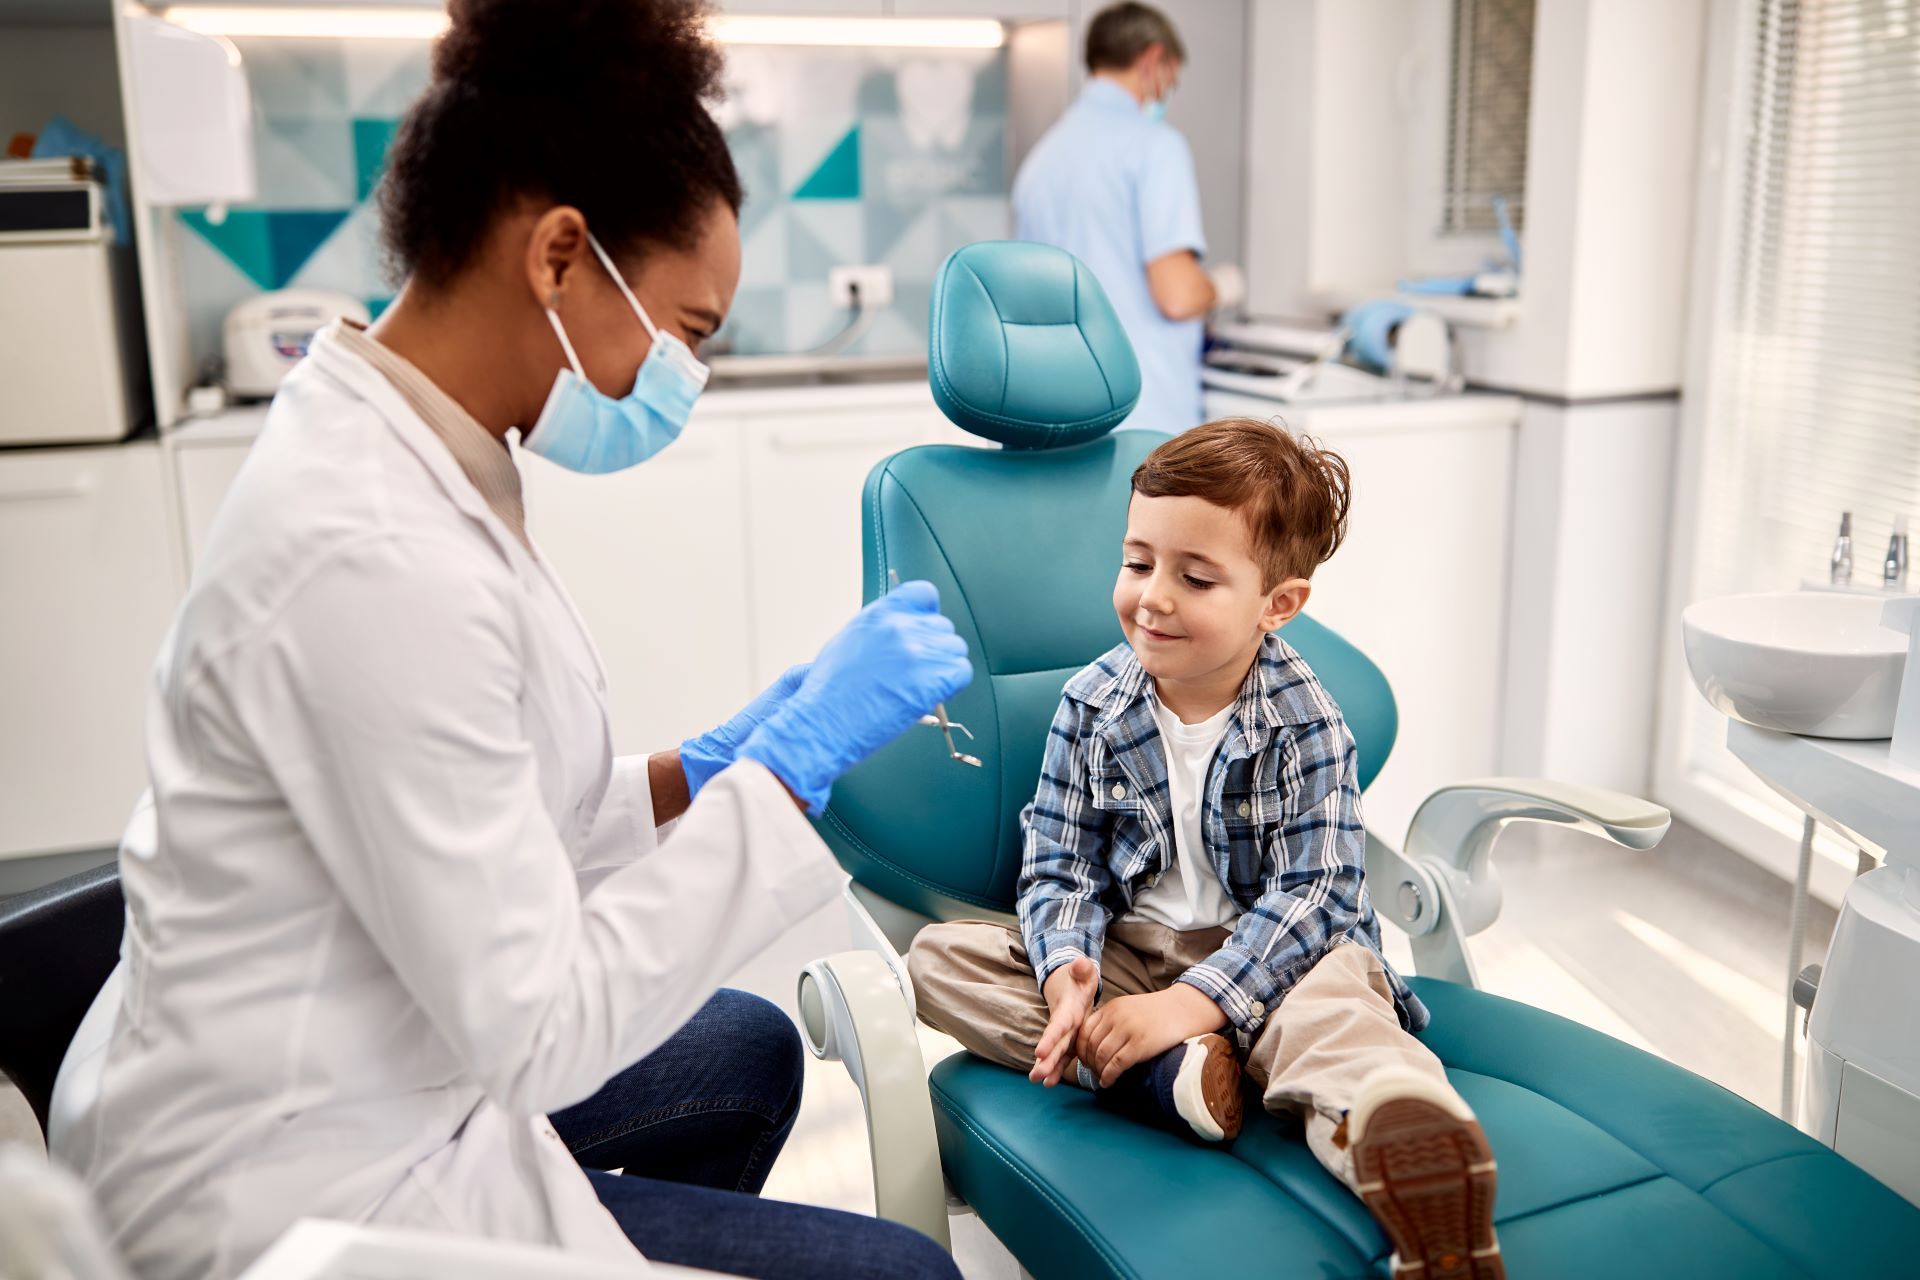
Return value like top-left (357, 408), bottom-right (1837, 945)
top-left (1442, 0), bottom-right (1535, 235)
top-left (1670, 0), bottom-right (1920, 860)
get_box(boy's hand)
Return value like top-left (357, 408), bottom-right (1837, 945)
top-left (1078, 984), bottom-right (1228, 1087)
top-left (1031, 956), bottom-right (1099, 1087)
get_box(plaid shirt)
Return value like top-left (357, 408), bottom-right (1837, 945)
top-left (1017, 634), bottom-right (1428, 1038)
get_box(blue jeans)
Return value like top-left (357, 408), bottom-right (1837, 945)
top-left (548, 989), bottom-right (958, 1280)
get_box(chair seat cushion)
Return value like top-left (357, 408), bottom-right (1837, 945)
top-left (929, 977), bottom-right (1919, 1279)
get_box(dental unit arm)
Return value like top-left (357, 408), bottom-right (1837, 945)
top-left (1365, 779), bottom-right (1672, 988)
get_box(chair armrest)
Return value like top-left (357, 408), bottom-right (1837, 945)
top-left (796, 949), bottom-right (950, 1250)
top-left (1369, 778), bottom-right (1670, 988)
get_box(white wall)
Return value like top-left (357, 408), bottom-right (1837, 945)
top-left (1481, 0), bottom-right (1703, 791)
top-left (0, 16), bottom-right (126, 151)
top-left (1456, 0), bottom-right (1708, 399)
top-left (1500, 399), bottom-right (1677, 791)
top-left (1241, 0), bottom-right (1707, 798)
top-left (1243, 0), bottom-right (1413, 317)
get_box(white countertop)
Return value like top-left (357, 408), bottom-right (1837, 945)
top-left (1203, 383), bottom-right (1525, 436)
top-left (1727, 720), bottom-right (1920, 868)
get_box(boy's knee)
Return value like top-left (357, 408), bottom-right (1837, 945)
top-left (905, 922), bottom-right (966, 1009)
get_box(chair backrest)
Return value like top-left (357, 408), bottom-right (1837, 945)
top-left (0, 861), bottom-right (123, 1135)
top-left (816, 242), bottom-right (1397, 921)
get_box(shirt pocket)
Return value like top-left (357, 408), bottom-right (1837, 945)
top-left (1220, 762), bottom-right (1286, 896)
top-left (1087, 743), bottom-right (1147, 817)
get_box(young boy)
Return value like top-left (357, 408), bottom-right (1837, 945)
top-left (909, 418), bottom-right (1502, 1280)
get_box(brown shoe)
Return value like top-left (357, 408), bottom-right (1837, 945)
top-left (1348, 1067), bottom-right (1503, 1280)
top-left (1168, 1033), bottom-right (1244, 1142)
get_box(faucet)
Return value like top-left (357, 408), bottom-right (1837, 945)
top-left (1830, 512), bottom-right (1853, 586)
top-left (1886, 516), bottom-right (1909, 591)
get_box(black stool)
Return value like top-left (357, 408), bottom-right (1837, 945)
top-left (0, 862), bottom-right (123, 1136)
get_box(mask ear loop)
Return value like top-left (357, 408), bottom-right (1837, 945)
top-left (586, 231), bottom-right (661, 340)
top-left (544, 292), bottom-right (586, 377)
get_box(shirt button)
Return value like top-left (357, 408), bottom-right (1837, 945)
top-left (1250, 1001), bottom-right (1266, 1019)
top-left (1237, 801), bottom-right (1252, 818)
top-left (1111, 783), bottom-right (1126, 800)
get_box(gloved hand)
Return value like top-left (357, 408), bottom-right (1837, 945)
top-left (738, 581), bottom-right (974, 814)
top-left (1205, 261), bottom-right (1247, 313)
top-left (679, 663), bottom-right (812, 800)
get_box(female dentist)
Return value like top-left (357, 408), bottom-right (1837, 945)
top-left (48, 3), bottom-right (969, 1278)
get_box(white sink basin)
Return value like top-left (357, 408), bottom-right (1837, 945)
top-left (1683, 591), bottom-right (1909, 739)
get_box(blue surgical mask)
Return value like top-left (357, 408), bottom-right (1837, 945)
top-left (525, 232), bottom-right (710, 474)
top-left (1144, 99), bottom-right (1168, 124)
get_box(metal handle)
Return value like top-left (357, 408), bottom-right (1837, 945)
top-left (0, 473), bottom-right (97, 502)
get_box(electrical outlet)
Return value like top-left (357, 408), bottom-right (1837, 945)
top-left (829, 264), bottom-right (894, 310)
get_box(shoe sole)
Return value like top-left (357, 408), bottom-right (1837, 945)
top-left (1352, 1096), bottom-right (1503, 1280)
top-left (1171, 1033), bottom-right (1244, 1141)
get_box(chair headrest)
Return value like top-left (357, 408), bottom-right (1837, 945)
top-left (927, 241), bottom-right (1141, 450)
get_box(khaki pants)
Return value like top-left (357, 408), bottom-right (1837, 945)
top-left (907, 918), bottom-right (1451, 1187)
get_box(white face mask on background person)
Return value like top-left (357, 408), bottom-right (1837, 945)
top-left (525, 231), bottom-right (711, 475)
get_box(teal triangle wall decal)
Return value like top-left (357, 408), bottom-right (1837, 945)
top-left (352, 118), bottom-right (400, 202)
top-left (793, 126), bottom-right (861, 201)
top-left (182, 208), bottom-right (352, 291)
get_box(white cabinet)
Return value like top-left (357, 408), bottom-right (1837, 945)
top-left (519, 411), bottom-right (757, 756)
top-left (0, 443), bottom-right (179, 858)
top-left (742, 397), bottom-right (951, 688)
top-left (1206, 389), bottom-right (1520, 844)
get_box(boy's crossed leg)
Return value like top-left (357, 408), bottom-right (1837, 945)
top-left (908, 924), bottom-right (1503, 1280)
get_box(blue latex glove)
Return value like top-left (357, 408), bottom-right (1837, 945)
top-left (738, 581), bottom-right (974, 814)
top-left (679, 663), bottom-right (811, 800)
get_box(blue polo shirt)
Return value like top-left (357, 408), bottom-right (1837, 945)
top-left (1012, 79), bottom-right (1209, 435)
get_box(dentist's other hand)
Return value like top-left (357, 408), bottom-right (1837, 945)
top-left (679, 663), bottom-right (811, 799)
top-left (738, 581), bottom-right (973, 813)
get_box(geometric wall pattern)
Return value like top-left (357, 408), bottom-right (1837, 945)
top-left (176, 37), bottom-right (1011, 364)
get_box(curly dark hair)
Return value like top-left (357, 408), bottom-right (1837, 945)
top-left (379, 0), bottom-right (743, 286)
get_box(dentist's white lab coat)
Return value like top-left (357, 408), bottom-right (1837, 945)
top-left (49, 329), bottom-right (845, 1279)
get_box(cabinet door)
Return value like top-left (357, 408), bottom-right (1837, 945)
top-left (0, 444), bottom-right (179, 858)
top-left (520, 417), bottom-right (755, 756)
top-left (742, 400), bottom-right (950, 689)
top-left (172, 438), bottom-right (254, 566)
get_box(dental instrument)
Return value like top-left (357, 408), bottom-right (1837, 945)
top-left (891, 570), bottom-right (983, 767)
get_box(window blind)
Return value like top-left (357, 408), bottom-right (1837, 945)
top-left (1442, 0), bottom-right (1535, 234)
top-left (1684, 0), bottom-right (1920, 812)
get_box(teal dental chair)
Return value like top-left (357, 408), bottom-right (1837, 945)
top-left (794, 241), bottom-right (1920, 1278)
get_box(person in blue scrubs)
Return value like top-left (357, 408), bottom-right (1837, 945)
top-left (1013, 2), bottom-right (1235, 434)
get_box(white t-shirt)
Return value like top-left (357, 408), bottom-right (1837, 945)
top-left (1124, 693), bottom-right (1240, 933)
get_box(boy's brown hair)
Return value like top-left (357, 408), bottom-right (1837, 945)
top-left (1131, 417), bottom-right (1352, 587)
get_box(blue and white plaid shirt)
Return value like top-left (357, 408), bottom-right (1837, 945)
top-left (1017, 633), bottom-right (1428, 1038)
